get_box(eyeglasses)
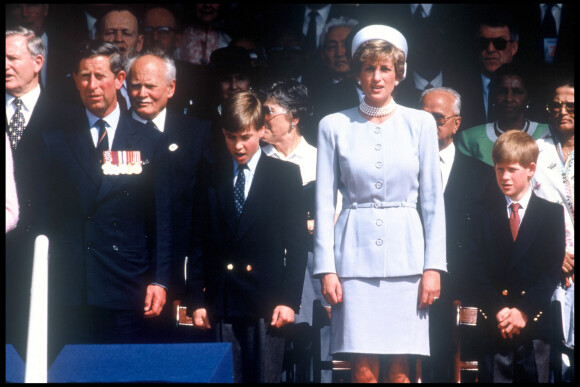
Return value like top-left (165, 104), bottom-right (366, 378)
top-left (431, 113), bottom-right (459, 126)
top-left (546, 101), bottom-right (575, 114)
top-left (478, 37), bottom-right (513, 51)
top-left (264, 105), bottom-right (288, 121)
top-left (142, 27), bottom-right (176, 37)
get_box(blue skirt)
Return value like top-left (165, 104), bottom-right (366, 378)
top-left (329, 275), bottom-right (430, 356)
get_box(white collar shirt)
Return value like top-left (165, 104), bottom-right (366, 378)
top-left (232, 148), bottom-right (262, 199)
top-left (303, 4), bottom-right (331, 48)
top-left (131, 108), bottom-right (167, 132)
top-left (505, 186), bottom-right (533, 225)
top-left (413, 70), bottom-right (443, 91)
top-left (439, 141), bottom-right (455, 192)
top-left (6, 85), bottom-right (42, 129)
top-left (410, 4), bottom-right (433, 18)
top-left (541, 3), bottom-right (562, 33)
top-left (86, 104), bottom-right (121, 149)
top-left (262, 136), bottom-right (317, 185)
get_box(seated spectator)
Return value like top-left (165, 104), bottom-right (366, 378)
top-left (455, 63), bottom-right (549, 166)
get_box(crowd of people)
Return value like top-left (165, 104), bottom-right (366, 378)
top-left (5, 3), bottom-right (574, 383)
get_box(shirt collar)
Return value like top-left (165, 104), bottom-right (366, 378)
top-left (6, 84), bottom-right (41, 112)
top-left (305, 4), bottom-right (331, 20)
top-left (131, 108), bottom-right (167, 132)
top-left (505, 184), bottom-right (533, 210)
top-left (439, 141), bottom-right (455, 165)
top-left (410, 4), bottom-right (433, 17)
top-left (232, 147), bottom-right (262, 174)
top-left (86, 103), bottom-right (121, 131)
top-left (413, 70), bottom-right (443, 90)
top-left (262, 136), bottom-right (309, 161)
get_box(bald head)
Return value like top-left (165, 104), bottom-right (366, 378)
top-left (99, 9), bottom-right (143, 59)
top-left (421, 88), bottom-right (462, 151)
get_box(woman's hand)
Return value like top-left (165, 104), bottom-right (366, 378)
top-left (417, 269), bottom-right (441, 309)
top-left (321, 273), bottom-right (343, 305)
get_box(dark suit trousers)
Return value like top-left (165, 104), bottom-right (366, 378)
top-left (478, 339), bottom-right (550, 383)
top-left (215, 318), bottom-right (286, 383)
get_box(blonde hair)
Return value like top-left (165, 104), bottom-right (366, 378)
top-left (492, 129), bottom-right (539, 166)
top-left (350, 39), bottom-right (406, 81)
top-left (221, 91), bottom-right (264, 133)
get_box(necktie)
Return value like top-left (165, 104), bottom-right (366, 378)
top-left (509, 203), bottom-right (521, 241)
top-left (117, 90), bottom-right (128, 112)
top-left (542, 4), bottom-right (557, 38)
top-left (425, 83), bottom-right (434, 90)
top-left (233, 164), bottom-right (247, 217)
top-left (414, 4), bottom-right (424, 23)
top-left (306, 10), bottom-right (318, 52)
top-left (95, 119), bottom-right (109, 161)
top-left (8, 98), bottom-right (25, 150)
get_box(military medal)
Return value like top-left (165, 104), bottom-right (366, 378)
top-left (102, 150), bottom-right (142, 175)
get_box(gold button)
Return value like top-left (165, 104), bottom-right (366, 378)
top-left (533, 317), bottom-right (538, 322)
top-left (246, 265), bottom-right (252, 272)
top-left (520, 290), bottom-right (526, 296)
top-left (227, 263), bottom-right (234, 270)
top-left (539, 311), bottom-right (543, 315)
top-left (502, 289), bottom-right (508, 296)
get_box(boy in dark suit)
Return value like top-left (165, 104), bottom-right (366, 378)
top-left (459, 129), bottom-right (565, 382)
top-left (186, 91), bottom-right (308, 383)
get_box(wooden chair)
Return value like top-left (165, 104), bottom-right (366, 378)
top-left (452, 299), bottom-right (479, 383)
top-left (312, 299), bottom-right (423, 383)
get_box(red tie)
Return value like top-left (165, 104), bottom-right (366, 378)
top-left (509, 203), bottom-right (521, 240)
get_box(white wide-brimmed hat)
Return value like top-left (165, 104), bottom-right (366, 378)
top-left (351, 24), bottom-right (408, 80)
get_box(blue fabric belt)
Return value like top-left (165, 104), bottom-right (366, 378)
top-left (347, 201), bottom-right (416, 209)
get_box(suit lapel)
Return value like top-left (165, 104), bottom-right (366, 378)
top-left (216, 163), bottom-right (238, 233)
top-left (508, 194), bottom-right (543, 271)
top-left (236, 152), bottom-right (268, 240)
top-left (65, 115), bottom-right (102, 186)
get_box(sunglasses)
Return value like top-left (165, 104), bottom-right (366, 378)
top-left (142, 26), bottom-right (176, 36)
top-left (264, 105), bottom-right (287, 120)
top-left (431, 113), bottom-right (459, 126)
top-left (546, 101), bottom-right (575, 114)
top-left (478, 37), bottom-right (513, 51)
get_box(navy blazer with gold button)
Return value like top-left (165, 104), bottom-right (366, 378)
top-left (459, 191), bottom-right (565, 341)
top-left (39, 109), bottom-right (172, 311)
top-left (186, 151), bottom-right (308, 320)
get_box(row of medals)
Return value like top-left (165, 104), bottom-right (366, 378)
top-left (101, 150), bottom-right (143, 175)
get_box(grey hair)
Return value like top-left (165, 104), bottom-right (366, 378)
top-left (319, 16), bottom-right (359, 49)
top-left (126, 48), bottom-right (176, 84)
top-left (420, 87), bottom-right (462, 115)
top-left (6, 26), bottom-right (46, 58)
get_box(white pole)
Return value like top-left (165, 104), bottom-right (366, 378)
top-left (25, 235), bottom-right (49, 383)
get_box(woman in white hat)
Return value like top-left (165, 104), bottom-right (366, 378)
top-left (313, 25), bottom-right (446, 382)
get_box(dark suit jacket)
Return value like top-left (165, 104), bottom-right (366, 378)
top-left (162, 109), bottom-right (214, 298)
top-left (39, 110), bottom-right (172, 311)
top-left (459, 192), bottom-right (565, 343)
top-left (187, 152), bottom-right (308, 319)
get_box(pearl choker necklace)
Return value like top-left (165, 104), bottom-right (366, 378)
top-left (359, 97), bottom-right (397, 117)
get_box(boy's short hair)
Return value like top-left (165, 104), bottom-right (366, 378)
top-left (492, 129), bottom-right (539, 166)
top-left (221, 91), bottom-right (265, 133)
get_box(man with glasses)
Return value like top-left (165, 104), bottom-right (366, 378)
top-left (420, 87), bottom-right (500, 382)
top-left (142, 6), bottom-right (210, 117)
top-left (451, 10), bottom-right (520, 130)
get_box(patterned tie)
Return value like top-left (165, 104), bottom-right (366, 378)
top-left (233, 164), bottom-right (247, 217)
top-left (8, 98), bottom-right (25, 150)
top-left (95, 119), bottom-right (109, 161)
top-left (509, 203), bottom-right (521, 241)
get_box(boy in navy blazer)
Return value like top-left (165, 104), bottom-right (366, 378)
top-left (186, 91), bottom-right (308, 383)
top-left (459, 130), bottom-right (565, 382)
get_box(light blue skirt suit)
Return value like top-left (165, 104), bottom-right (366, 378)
top-left (313, 105), bottom-right (447, 355)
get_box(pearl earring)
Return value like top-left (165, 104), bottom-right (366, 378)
top-left (357, 80), bottom-right (361, 86)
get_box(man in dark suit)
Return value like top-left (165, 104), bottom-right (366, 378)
top-left (420, 87), bottom-right (500, 382)
top-left (458, 130), bottom-right (565, 382)
top-left (5, 26), bottom-right (61, 361)
top-left (187, 91), bottom-right (308, 383)
top-left (448, 9), bottom-right (520, 130)
top-left (126, 49), bottom-right (214, 341)
top-left (38, 41), bottom-right (172, 361)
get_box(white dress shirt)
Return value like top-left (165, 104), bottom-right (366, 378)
top-left (232, 148), bottom-right (262, 199)
top-left (262, 136), bottom-right (317, 185)
top-left (413, 70), bottom-right (443, 91)
top-left (481, 74), bottom-right (492, 119)
top-left (86, 104), bottom-right (121, 149)
top-left (505, 185), bottom-right (533, 226)
top-left (303, 4), bottom-right (331, 48)
top-left (6, 85), bottom-right (42, 128)
top-left (439, 141), bottom-right (455, 192)
top-left (131, 108), bottom-right (167, 132)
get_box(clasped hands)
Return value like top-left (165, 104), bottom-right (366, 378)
top-left (192, 305), bottom-right (295, 330)
top-left (496, 307), bottom-right (528, 339)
